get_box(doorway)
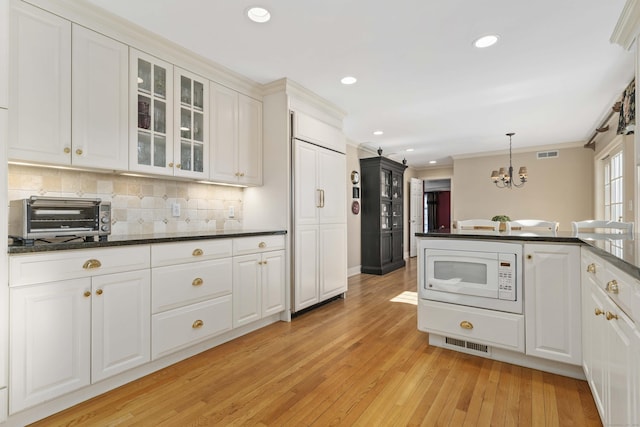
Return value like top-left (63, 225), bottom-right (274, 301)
top-left (424, 179), bottom-right (451, 232)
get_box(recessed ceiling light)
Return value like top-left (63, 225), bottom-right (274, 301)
top-left (473, 34), bottom-right (499, 48)
top-left (373, 130), bottom-right (384, 135)
top-left (429, 160), bottom-right (437, 164)
top-left (247, 6), bottom-right (271, 23)
top-left (341, 76), bottom-right (357, 85)
top-left (406, 148), bottom-right (414, 152)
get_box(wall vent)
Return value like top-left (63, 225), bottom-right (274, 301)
top-left (536, 150), bottom-right (559, 159)
top-left (444, 337), bottom-right (489, 355)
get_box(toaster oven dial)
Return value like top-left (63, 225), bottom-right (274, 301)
top-left (101, 225), bottom-right (110, 232)
top-left (101, 217), bottom-right (110, 224)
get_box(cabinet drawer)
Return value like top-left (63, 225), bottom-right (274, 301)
top-left (152, 295), bottom-right (232, 359)
top-left (152, 258), bottom-right (232, 313)
top-left (233, 235), bottom-right (285, 256)
top-left (9, 246), bottom-right (150, 286)
top-left (582, 250), bottom-right (607, 289)
top-left (602, 262), bottom-right (640, 323)
top-left (418, 299), bottom-right (525, 352)
top-left (151, 239), bottom-right (232, 267)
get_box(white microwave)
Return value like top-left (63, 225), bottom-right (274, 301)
top-left (419, 239), bottom-right (523, 314)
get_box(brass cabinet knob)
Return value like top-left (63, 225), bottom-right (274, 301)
top-left (168, 162), bottom-right (174, 168)
top-left (96, 289), bottom-right (103, 296)
top-left (606, 280), bottom-right (619, 294)
top-left (192, 248), bottom-right (203, 256)
top-left (83, 291), bottom-right (91, 298)
top-left (82, 259), bottom-right (102, 269)
top-left (258, 242), bottom-right (266, 249)
top-left (64, 147), bottom-right (71, 154)
top-left (75, 148), bottom-right (83, 156)
top-left (605, 311), bottom-right (619, 321)
top-left (192, 319), bottom-right (204, 329)
top-left (240, 172), bottom-right (245, 177)
top-left (526, 254), bottom-right (532, 260)
top-left (594, 308), bottom-right (604, 316)
top-left (586, 263), bottom-right (596, 274)
top-left (192, 278), bottom-right (203, 286)
top-left (460, 321), bottom-right (473, 330)
top-left (176, 163), bottom-right (181, 169)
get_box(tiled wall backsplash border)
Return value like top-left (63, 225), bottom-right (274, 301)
top-left (8, 165), bottom-right (244, 236)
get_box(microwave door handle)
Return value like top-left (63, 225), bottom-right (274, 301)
top-left (428, 277), bottom-right (462, 290)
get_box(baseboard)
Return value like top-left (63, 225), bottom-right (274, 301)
top-left (347, 265), bottom-right (361, 277)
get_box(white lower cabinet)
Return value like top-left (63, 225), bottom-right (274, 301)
top-left (9, 247), bottom-right (151, 414)
top-left (582, 249), bottom-right (639, 427)
top-left (233, 250), bottom-right (285, 328)
top-left (9, 269), bottom-right (150, 413)
top-left (524, 244), bottom-right (582, 365)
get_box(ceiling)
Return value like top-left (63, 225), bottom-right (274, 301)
top-left (85, 0), bottom-right (635, 168)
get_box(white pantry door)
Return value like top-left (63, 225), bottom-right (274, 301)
top-left (409, 178), bottom-right (423, 257)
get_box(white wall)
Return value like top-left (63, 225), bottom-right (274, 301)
top-left (452, 145), bottom-right (594, 231)
top-left (346, 144), bottom-right (361, 274)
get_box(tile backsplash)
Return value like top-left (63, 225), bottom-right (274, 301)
top-left (8, 165), bottom-right (244, 236)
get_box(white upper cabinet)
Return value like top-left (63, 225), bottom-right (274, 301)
top-left (0, 0), bottom-right (8, 109)
top-left (9, 1), bottom-right (71, 164)
top-left (210, 81), bottom-right (263, 186)
top-left (9, 2), bottom-right (128, 170)
top-left (130, 49), bottom-right (174, 176)
top-left (174, 67), bottom-right (209, 179)
top-left (72, 25), bottom-right (128, 170)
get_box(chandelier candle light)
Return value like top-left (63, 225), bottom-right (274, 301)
top-left (490, 132), bottom-right (528, 188)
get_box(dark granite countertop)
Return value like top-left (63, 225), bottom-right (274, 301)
top-left (8, 229), bottom-right (287, 254)
top-left (416, 229), bottom-right (640, 281)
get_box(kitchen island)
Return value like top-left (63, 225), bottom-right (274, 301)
top-left (416, 229), bottom-right (640, 427)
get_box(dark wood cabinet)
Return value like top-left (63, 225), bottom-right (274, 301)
top-left (360, 156), bottom-right (407, 275)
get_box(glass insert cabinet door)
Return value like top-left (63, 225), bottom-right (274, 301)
top-left (130, 49), bottom-right (174, 175)
top-left (174, 68), bottom-right (208, 178)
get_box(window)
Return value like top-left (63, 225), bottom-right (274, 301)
top-left (603, 148), bottom-right (623, 222)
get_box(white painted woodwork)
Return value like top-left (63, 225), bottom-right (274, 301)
top-left (151, 239), bottom-right (232, 267)
top-left (233, 253), bottom-right (262, 327)
top-left (10, 278), bottom-right (91, 413)
top-left (9, 246), bottom-right (150, 287)
top-left (151, 295), bottom-right (232, 359)
top-left (209, 82), bottom-right (238, 183)
top-left (0, 388), bottom-right (6, 423)
top-left (292, 111), bottom-right (345, 154)
top-left (237, 94), bottom-right (263, 185)
top-left (173, 67), bottom-right (209, 179)
top-left (295, 225), bottom-right (320, 310)
top-left (261, 250), bottom-right (286, 317)
top-left (129, 49), bottom-right (174, 175)
top-left (91, 270), bottom-right (151, 383)
top-left (72, 25), bottom-right (128, 170)
top-left (409, 177), bottom-right (423, 257)
top-left (418, 299), bottom-right (525, 352)
top-left (151, 258), bottom-right (232, 313)
top-left (524, 244), bottom-right (582, 365)
top-left (293, 138), bottom-right (347, 312)
top-left (581, 249), bottom-right (640, 427)
top-left (9, 1), bottom-right (71, 164)
top-left (232, 235), bottom-right (285, 256)
top-left (319, 223), bottom-right (347, 300)
top-left (0, 0), bottom-right (8, 109)
top-left (0, 110), bottom-right (7, 398)
top-left (210, 82), bottom-right (263, 185)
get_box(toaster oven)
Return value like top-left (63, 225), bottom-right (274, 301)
top-left (9, 196), bottom-right (111, 245)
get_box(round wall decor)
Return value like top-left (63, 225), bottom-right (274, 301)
top-left (351, 200), bottom-right (360, 214)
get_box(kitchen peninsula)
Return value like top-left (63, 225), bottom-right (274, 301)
top-left (416, 229), bottom-right (640, 427)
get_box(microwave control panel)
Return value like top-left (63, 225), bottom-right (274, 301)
top-left (498, 253), bottom-right (516, 301)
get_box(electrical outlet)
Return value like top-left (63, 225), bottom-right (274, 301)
top-left (228, 206), bottom-right (235, 218)
top-left (172, 202), bottom-right (180, 217)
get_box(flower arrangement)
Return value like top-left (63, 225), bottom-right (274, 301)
top-left (491, 215), bottom-right (511, 222)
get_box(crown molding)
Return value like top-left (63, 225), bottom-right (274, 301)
top-left (611, 0), bottom-right (640, 50)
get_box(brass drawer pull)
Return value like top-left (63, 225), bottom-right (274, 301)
top-left (605, 311), bottom-right (619, 321)
top-left (258, 242), bottom-right (266, 249)
top-left (192, 320), bottom-right (204, 329)
top-left (64, 147), bottom-right (71, 154)
top-left (460, 321), bottom-right (473, 330)
top-left (594, 308), bottom-right (604, 316)
top-left (75, 148), bottom-right (83, 156)
top-left (586, 263), bottom-right (596, 274)
top-left (83, 291), bottom-right (91, 298)
top-left (83, 259), bottom-right (102, 269)
top-left (192, 278), bottom-right (203, 286)
top-left (96, 289), bottom-right (103, 296)
top-left (192, 248), bottom-right (203, 256)
top-left (606, 280), bottom-right (619, 294)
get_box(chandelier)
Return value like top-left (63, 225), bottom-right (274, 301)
top-left (490, 132), bottom-right (527, 188)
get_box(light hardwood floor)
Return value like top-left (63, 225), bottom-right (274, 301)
top-left (31, 258), bottom-right (601, 426)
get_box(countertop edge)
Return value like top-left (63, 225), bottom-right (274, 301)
top-left (8, 230), bottom-right (287, 254)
